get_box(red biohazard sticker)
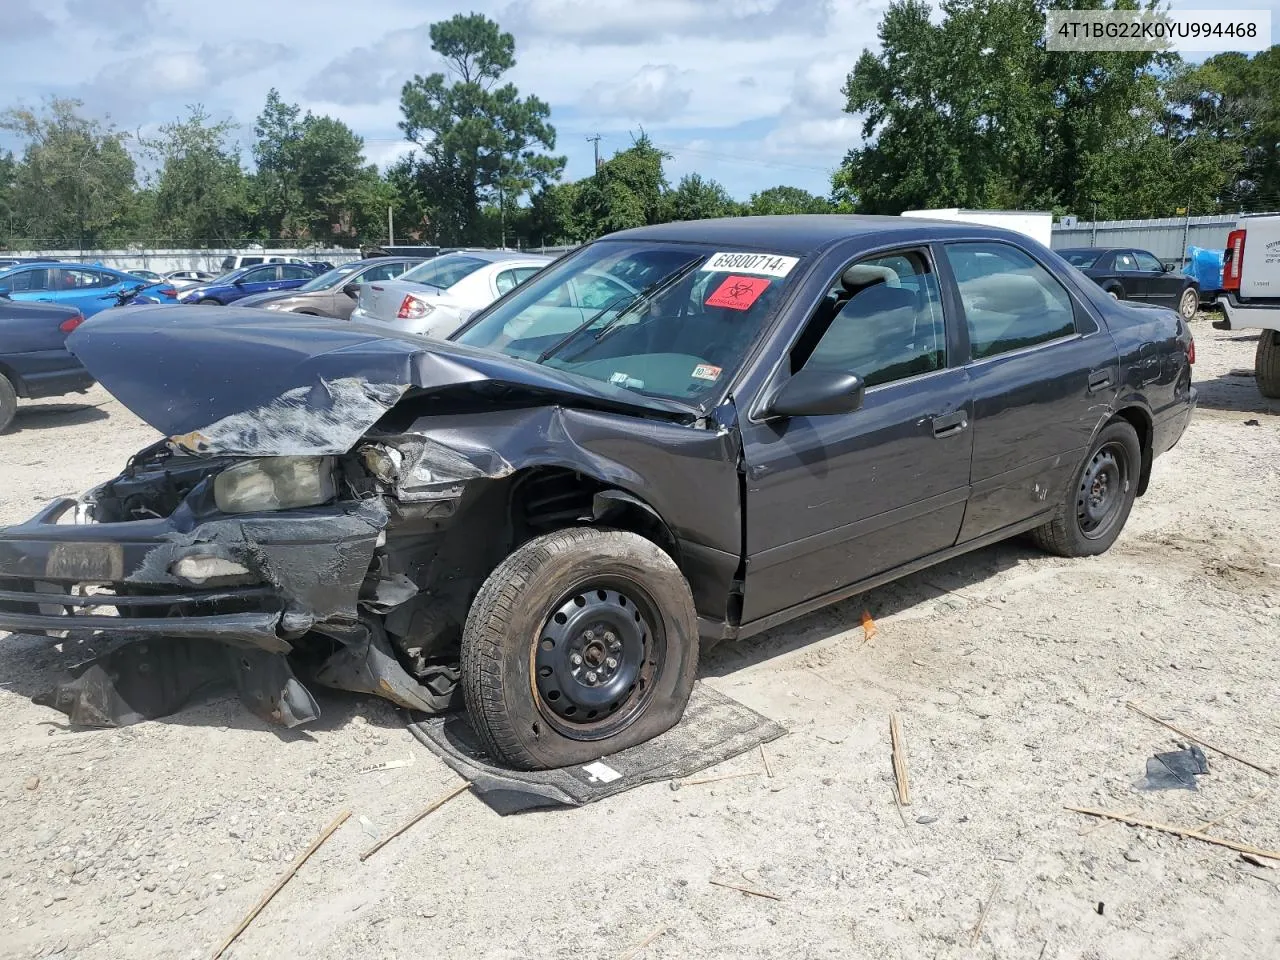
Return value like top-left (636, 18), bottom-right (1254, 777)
top-left (705, 275), bottom-right (771, 311)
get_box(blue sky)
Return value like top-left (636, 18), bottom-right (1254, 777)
top-left (1, 0), bottom-right (1277, 200)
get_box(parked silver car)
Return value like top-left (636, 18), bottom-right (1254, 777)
top-left (351, 250), bottom-right (552, 337)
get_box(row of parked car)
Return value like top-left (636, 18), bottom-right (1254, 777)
top-left (0, 249), bottom-right (556, 432)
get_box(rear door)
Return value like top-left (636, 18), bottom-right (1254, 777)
top-left (278, 264), bottom-right (313, 290)
top-left (1110, 251), bottom-right (1149, 300)
top-left (940, 240), bottom-right (1118, 543)
top-left (738, 245), bottom-right (973, 622)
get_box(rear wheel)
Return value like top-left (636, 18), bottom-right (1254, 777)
top-left (198, 298), bottom-right (220, 306)
top-left (1179, 288), bottom-right (1199, 320)
top-left (1258, 331), bottom-right (1280, 399)
top-left (0, 373), bottom-right (17, 433)
top-left (1031, 420), bottom-right (1141, 558)
top-left (1107, 287), bottom-right (1124, 300)
top-left (461, 527), bottom-right (698, 770)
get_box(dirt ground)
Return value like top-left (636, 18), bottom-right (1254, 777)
top-left (1, 317), bottom-right (1278, 960)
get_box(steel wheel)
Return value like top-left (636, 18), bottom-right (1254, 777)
top-left (531, 579), bottom-right (665, 740)
top-left (1076, 442), bottom-right (1129, 540)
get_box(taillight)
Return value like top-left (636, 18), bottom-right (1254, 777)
top-left (158, 285), bottom-right (176, 298)
top-left (1187, 335), bottom-right (1195, 365)
top-left (59, 314), bottom-right (85, 334)
top-left (1223, 229), bottom-right (1245, 291)
top-left (396, 295), bottom-right (432, 320)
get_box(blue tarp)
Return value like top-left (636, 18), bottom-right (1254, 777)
top-left (1185, 245), bottom-right (1224, 293)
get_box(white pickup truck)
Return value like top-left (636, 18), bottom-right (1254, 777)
top-left (1215, 213), bottom-right (1280, 397)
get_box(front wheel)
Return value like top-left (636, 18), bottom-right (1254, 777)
top-left (197, 298), bottom-right (220, 306)
top-left (1031, 420), bottom-right (1141, 558)
top-left (461, 527), bottom-right (698, 770)
top-left (1179, 288), bottom-right (1199, 320)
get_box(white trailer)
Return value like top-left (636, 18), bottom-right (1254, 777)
top-left (900, 208), bottom-right (1054, 247)
top-left (1214, 213), bottom-right (1280, 398)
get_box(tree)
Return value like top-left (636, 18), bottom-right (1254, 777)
top-left (664, 173), bottom-right (740, 221)
top-left (293, 115), bottom-right (386, 243)
top-left (397, 13), bottom-right (564, 245)
top-left (0, 98), bottom-right (137, 245)
top-left (830, 0), bottom-right (1239, 219)
top-left (0, 151), bottom-right (16, 243)
top-left (141, 105), bottom-right (251, 241)
top-left (251, 89), bottom-right (304, 237)
top-left (747, 185), bottom-right (832, 216)
top-left (573, 134), bottom-right (670, 235)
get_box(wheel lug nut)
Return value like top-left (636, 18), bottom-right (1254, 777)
top-left (605, 657), bottom-right (618, 669)
top-left (586, 671), bottom-right (598, 683)
top-left (570, 653), bottom-right (583, 666)
top-left (604, 632), bottom-right (615, 643)
top-left (584, 630), bottom-right (595, 641)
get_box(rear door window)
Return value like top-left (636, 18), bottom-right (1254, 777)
top-left (281, 264), bottom-right (312, 280)
top-left (943, 242), bottom-right (1078, 361)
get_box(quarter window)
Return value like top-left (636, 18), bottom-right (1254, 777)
top-left (792, 249), bottom-right (947, 388)
top-left (943, 242), bottom-right (1077, 361)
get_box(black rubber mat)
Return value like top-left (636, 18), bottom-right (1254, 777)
top-left (408, 682), bottom-right (787, 814)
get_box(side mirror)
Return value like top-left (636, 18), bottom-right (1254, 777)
top-left (342, 282), bottom-right (361, 297)
top-left (764, 369), bottom-right (866, 419)
top-left (233, 279), bottom-right (245, 288)
top-left (1163, 262), bottom-right (1178, 273)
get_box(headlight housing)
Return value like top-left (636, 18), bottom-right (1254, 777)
top-left (214, 456), bottom-right (336, 514)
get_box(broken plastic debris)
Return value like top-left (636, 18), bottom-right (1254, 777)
top-left (861, 610), bottom-right (878, 643)
top-left (1135, 744), bottom-right (1210, 791)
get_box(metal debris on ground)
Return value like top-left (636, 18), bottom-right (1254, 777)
top-left (1136, 744), bottom-right (1210, 791)
top-left (1064, 806), bottom-right (1280, 861)
top-left (1126, 701), bottom-right (1277, 777)
top-left (211, 809), bottom-right (350, 960)
top-left (359, 781), bottom-right (470, 862)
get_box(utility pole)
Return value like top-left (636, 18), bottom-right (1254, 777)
top-left (587, 134), bottom-right (602, 173)
top-left (387, 205), bottom-right (394, 247)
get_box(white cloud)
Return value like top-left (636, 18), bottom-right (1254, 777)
top-left (1, 1), bottom-right (54, 45)
top-left (305, 23), bottom-right (440, 107)
top-left (583, 65), bottom-right (693, 123)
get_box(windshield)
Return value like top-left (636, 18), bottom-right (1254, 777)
top-left (1060, 250), bottom-right (1101, 268)
top-left (400, 254), bottom-right (488, 290)
top-left (454, 240), bottom-right (802, 404)
top-left (297, 263), bottom-right (361, 293)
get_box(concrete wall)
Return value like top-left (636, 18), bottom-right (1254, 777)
top-left (0, 247), bottom-right (363, 273)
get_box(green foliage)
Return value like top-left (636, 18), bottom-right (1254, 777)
top-left (140, 105), bottom-right (251, 241)
top-left (251, 88), bottom-right (304, 237)
top-left (0, 98), bottom-right (138, 245)
top-left (397, 12), bottom-right (565, 245)
top-left (833, 0), bottom-right (1248, 219)
top-left (665, 173), bottom-right (742, 221)
top-left (746, 185), bottom-right (833, 216)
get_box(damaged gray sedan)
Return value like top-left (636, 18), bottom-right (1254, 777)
top-left (0, 216), bottom-right (1195, 769)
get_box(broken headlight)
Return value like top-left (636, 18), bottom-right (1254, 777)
top-left (213, 456), bottom-right (336, 514)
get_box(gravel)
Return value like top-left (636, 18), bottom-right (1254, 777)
top-left (1, 317), bottom-right (1278, 958)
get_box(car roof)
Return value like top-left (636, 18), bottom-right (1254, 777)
top-left (605, 214), bottom-right (1037, 256)
top-left (437, 249), bottom-right (553, 264)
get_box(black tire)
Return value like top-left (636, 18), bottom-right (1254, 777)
top-left (1257, 331), bottom-right (1280, 399)
top-left (1179, 287), bottom-right (1199, 320)
top-left (1106, 286), bottom-right (1124, 300)
top-left (198, 298), bottom-right (220, 306)
top-left (1031, 420), bottom-right (1141, 558)
top-left (462, 527), bottom-right (699, 770)
top-left (0, 373), bottom-right (17, 433)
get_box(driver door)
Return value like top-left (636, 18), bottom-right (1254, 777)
top-left (737, 246), bottom-right (973, 623)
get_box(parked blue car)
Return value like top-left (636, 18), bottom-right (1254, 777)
top-left (177, 263), bottom-right (321, 306)
top-left (0, 298), bottom-right (94, 432)
top-left (0, 262), bottom-right (177, 317)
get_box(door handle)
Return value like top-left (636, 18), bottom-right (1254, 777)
top-left (1088, 368), bottom-right (1115, 393)
top-left (932, 411), bottom-right (968, 438)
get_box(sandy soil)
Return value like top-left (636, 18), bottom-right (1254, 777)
top-left (1, 318), bottom-right (1278, 960)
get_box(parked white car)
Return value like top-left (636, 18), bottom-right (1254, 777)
top-left (350, 251), bottom-right (552, 338)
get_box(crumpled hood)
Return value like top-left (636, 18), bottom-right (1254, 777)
top-left (66, 304), bottom-right (692, 456)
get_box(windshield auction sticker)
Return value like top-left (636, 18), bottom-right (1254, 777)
top-left (700, 252), bottom-right (799, 278)
top-left (705, 275), bottom-right (771, 311)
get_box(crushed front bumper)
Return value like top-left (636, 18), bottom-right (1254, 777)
top-left (0, 495), bottom-right (450, 728)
